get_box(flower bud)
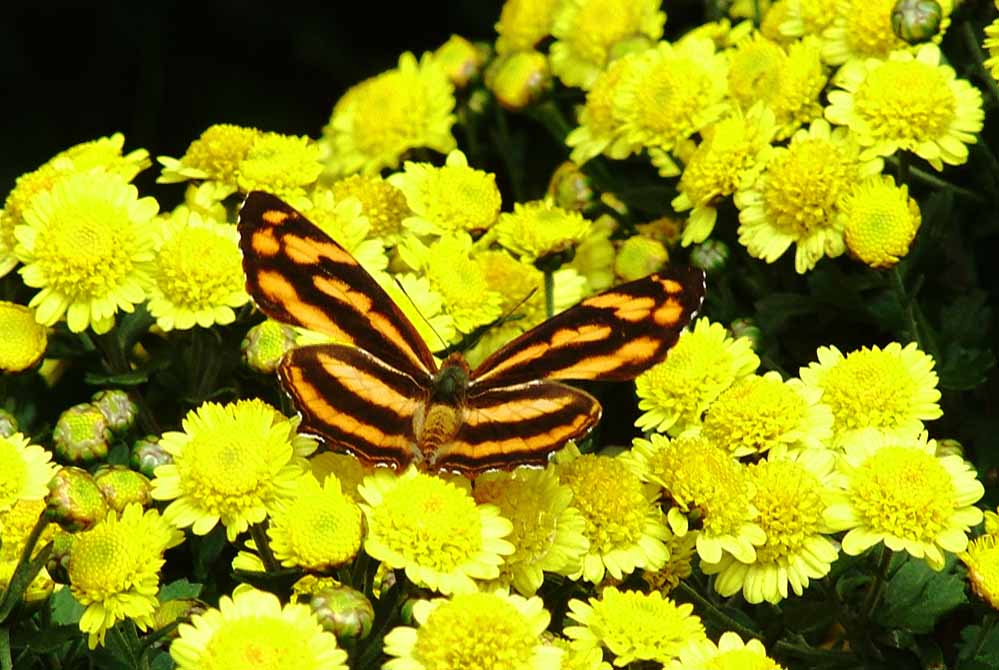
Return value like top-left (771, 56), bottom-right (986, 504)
top-left (0, 408), bottom-right (18, 438)
top-left (130, 435), bottom-right (172, 478)
top-left (242, 320), bottom-right (297, 374)
top-left (45, 467), bottom-right (108, 532)
top-left (891, 0), bottom-right (943, 44)
top-left (434, 34), bottom-right (488, 88)
top-left (547, 162), bottom-right (595, 213)
top-left (151, 598), bottom-right (208, 641)
top-left (486, 50), bottom-right (551, 111)
top-left (91, 389), bottom-right (138, 434)
top-left (0, 301), bottom-right (47, 373)
top-left (52, 404), bottom-right (110, 464)
top-left (615, 236), bottom-right (669, 281)
top-left (729, 318), bottom-right (763, 351)
top-left (302, 582), bottom-right (375, 641)
top-left (690, 239), bottom-right (730, 275)
top-left (94, 465), bottom-right (152, 512)
top-left (45, 531), bottom-right (75, 584)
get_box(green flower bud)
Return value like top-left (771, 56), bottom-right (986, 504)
top-left (729, 318), bottom-right (763, 350)
top-left (93, 465), bottom-right (152, 512)
top-left (615, 236), bottom-right (669, 281)
top-left (690, 239), bottom-right (730, 275)
top-left (486, 50), bottom-right (550, 111)
top-left (305, 584), bottom-right (375, 641)
top-left (891, 0), bottom-right (942, 44)
top-left (130, 435), bottom-right (172, 478)
top-left (935, 438), bottom-right (963, 458)
top-left (241, 320), bottom-right (297, 374)
top-left (434, 34), bottom-right (488, 88)
top-left (91, 389), bottom-right (138, 434)
top-left (45, 531), bottom-right (75, 584)
top-left (53, 404), bottom-right (110, 464)
top-left (547, 162), bottom-right (595, 213)
top-left (0, 408), bottom-right (18, 438)
top-left (45, 467), bottom-right (108, 532)
top-left (151, 599), bottom-right (208, 642)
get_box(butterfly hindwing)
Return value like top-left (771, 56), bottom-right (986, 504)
top-left (238, 191), bottom-right (436, 381)
top-left (470, 267), bottom-right (705, 389)
top-left (279, 343), bottom-right (429, 469)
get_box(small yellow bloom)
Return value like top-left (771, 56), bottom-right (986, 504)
top-left (961, 533), bottom-right (999, 611)
top-left (494, 200), bottom-right (593, 266)
top-left (495, 0), bottom-right (560, 54)
top-left (839, 175), bottom-right (921, 268)
top-left (157, 124), bottom-right (260, 195)
top-left (236, 132), bottom-right (323, 202)
top-left (984, 18), bottom-right (999, 80)
top-left (671, 631), bottom-right (786, 670)
top-left (487, 50), bottom-right (552, 110)
top-left (0, 301), bottom-right (47, 371)
top-left (779, 0), bottom-right (839, 38)
top-left (565, 52), bottom-right (642, 165)
top-left (330, 173), bottom-right (410, 242)
top-left (822, 0), bottom-right (913, 64)
top-left (0, 433), bottom-right (56, 513)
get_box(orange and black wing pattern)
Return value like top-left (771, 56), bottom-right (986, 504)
top-left (238, 191), bottom-right (436, 382)
top-left (470, 268), bottom-right (705, 390)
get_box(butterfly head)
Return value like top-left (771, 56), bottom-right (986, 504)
top-left (430, 353), bottom-right (472, 406)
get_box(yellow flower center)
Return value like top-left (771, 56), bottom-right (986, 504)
top-left (0, 441), bottom-right (28, 509)
top-left (854, 61), bottom-right (956, 143)
top-left (581, 58), bottom-right (629, 133)
top-left (702, 376), bottom-right (807, 455)
top-left (820, 349), bottom-right (918, 433)
top-left (840, 0), bottom-right (906, 59)
top-left (0, 499), bottom-right (49, 562)
top-left (630, 56), bottom-right (716, 144)
top-left (762, 139), bottom-right (852, 237)
top-left (412, 594), bottom-right (537, 669)
top-left (69, 521), bottom-right (142, 597)
top-left (182, 124), bottom-right (259, 183)
top-left (565, 0), bottom-right (645, 65)
top-left (372, 477), bottom-right (483, 573)
top-left (581, 589), bottom-right (704, 663)
top-left (199, 617), bottom-right (312, 670)
top-left (349, 70), bottom-right (430, 156)
top-left (424, 241), bottom-right (501, 333)
top-left (750, 460), bottom-right (825, 563)
top-left (0, 302), bottom-right (46, 372)
top-left (155, 227), bottom-right (243, 310)
top-left (851, 447), bottom-right (955, 542)
top-left (412, 165), bottom-right (501, 232)
top-left (842, 178), bottom-right (921, 269)
top-left (237, 134), bottom-right (322, 195)
top-left (559, 455), bottom-right (647, 553)
top-left (680, 117), bottom-right (768, 205)
top-left (331, 175), bottom-right (409, 238)
top-left (278, 488), bottom-right (362, 567)
top-left (728, 38), bottom-right (786, 109)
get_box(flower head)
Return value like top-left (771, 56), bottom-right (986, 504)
top-left (565, 587), bottom-right (706, 666)
top-left (389, 150), bottom-right (501, 236)
top-left (330, 174), bottom-right (410, 242)
top-left (554, 448), bottom-right (669, 584)
top-left (798, 342), bottom-right (941, 446)
top-left (383, 591), bottom-right (560, 670)
top-left (822, 0), bottom-right (933, 64)
top-left (267, 474), bottom-right (363, 571)
top-left (671, 631), bottom-right (786, 670)
top-left (735, 118), bottom-right (883, 273)
top-left (323, 52), bottom-right (456, 176)
top-left (14, 170), bottom-right (157, 333)
top-left (549, 0), bottom-right (665, 88)
top-left (839, 175), bottom-right (921, 269)
top-left (170, 585), bottom-right (348, 670)
top-left (780, 0), bottom-right (839, 38)
top-left (495, 0), bottom-right (560, 54)
top-left (636, 319), bottom-right (759, 435)
top-left (151, 400), bottom-right (314, 541)
top-left (961, 533), bottom-right (999, 611)
top-left (0, 301), bottom-right (47, 372)
top-left (68, 504), bottom-right (184, 648)
top-left (148, 210), bottom-right (248, 331)
top-left (566, 54), bottom-right (641, 164)
top-left (984, 18), bottom-right (999, 81)
top-left (473, 467), bottom-right (589, 595)
top-left (158, 124), bottom-right (260, 195)
top-left (236, 133), bottom-right (323, 202)
top-left (826, 430), bottom-right (985, 570)
top-left (770, 37), bottom-right (828, 139)
top-left (358, 468), bottom-right (514, 595)
top-left (824, 44), bottom-right (983, 170)
top-left (494, 200), bottom-right (593, 267)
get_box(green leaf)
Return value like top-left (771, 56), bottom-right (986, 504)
top-left (875, 556), bottom-right (966, 634)
top-left (83, 369), bottom-right (151, 386)
top-left (958, 622), bottom-right (999, 669)
top-left (937, 343), bottom-right (996, 391)
top-left (158, 578), bottom-right (203, 602)
top-left (150, 649), bottom-right (176, 670)
top-left (14, 624), bottom-right (81, 654)
top-left (50, 588), bottom-right (85, 626)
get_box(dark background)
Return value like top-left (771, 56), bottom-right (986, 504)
top-left (1, 2), bottom-right (500, 202)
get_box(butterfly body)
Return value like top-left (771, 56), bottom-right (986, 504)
top-left (239, 191), bottom-right (705, 476)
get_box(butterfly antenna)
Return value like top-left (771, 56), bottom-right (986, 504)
top-left (392, 276), bottom-right (449, 352)
top-left (439, 287), bottom-right (538, 356)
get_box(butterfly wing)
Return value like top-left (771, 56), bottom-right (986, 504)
top-left (433, 381), bottom-right (601, 475)
top-left (238, 191), bottom-right (436, 381)
top-left (280, 343), bottom-right (428, 469)
top-left (471, 267), bottom-right (705, 389)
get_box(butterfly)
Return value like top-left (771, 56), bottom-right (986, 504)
top-left (237, 191), bottom-right (705, 476)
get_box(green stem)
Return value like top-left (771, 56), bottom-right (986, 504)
top-left (85, 330), bottom-right (159, 434)
top-left (249, 523), bottom-right (280, 573)
top-left (675, 581), bottom-right (760, 642)
top-left (884, 156), bottom-right (986, 203)
top-left (0, 627), bottom-right (10, 670)
top-left (0, 513), bottom-right (51, 623)
top-left (896, 152), bottom-right (909, 185)
top-left (492, 103), bottom-right (525, 202)
top-left (960, 20), bottom-right (999, 110)
top-left (543, 269), bottom-right (555, 319)
top-left (526, 100), bottom-right (573, 144)
top-left (859, 546), bottom-right (892, 625)
top-left (970, 612), bottom-right (997, 659)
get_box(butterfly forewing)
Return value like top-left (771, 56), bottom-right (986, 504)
top-left (470, 267), bottom-right (705, 390)
top-left (238, 191), bottom-right (436, 381)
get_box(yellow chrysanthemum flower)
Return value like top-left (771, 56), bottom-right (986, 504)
top-left (0, 433), bottom-right (57, 512)
top-left (565, 52), bottom-right (642, 165)
top-left (309, 451), bottom-right (370, 502)
top-left (549, 0), bottom-right (665, 89)
top-left (614, 38), bottom-right (729, 162)
top-left (565, 587), bottom-right (706, 666)
top-left (383, 591), bottom-right (561, 670)
top-left (303, 190), bottom-right (389, 276)
top-left (985, 18), bottom-right (999, 80)
top-left (330, 173), bottom-right (410, 242)
top-left (700, 371), bottom-right (833, 456)
top-left (14, 170), bottom-right (157, 334)
top-left (798, 342), bottom-right (941, 446)
top-left (398, 234), bottom-right (503, 335)
top-left (267, 474), bottom-right (363, 571)
top-left (473, 467), bottom-right (589, 595)
top-left (358, 468), bottom-right (514, 595)
top-left (839, 175), bottom-right (921, 269)
top-left (770, 37), bottom-right (828, 139)
top-left (630, 433), bottom-right (766, 564)
top-left (568, 214), bottom-right (617, 294)
top-left (554, 447), bottom-right (670, 584)
top-left (47, 133), bottom-right (150, 183)
top-left (825, 44), bottom-right (983, 171)
top-left (735, 118), bottom-right (883, 274)
top-left (674, 104), bottom-right (777, 246)
top-left (760, 1), bottom-right (795, 43)
top-left (69, 504), bottom-right (184, 648)
top-left (151, 400), bottom-right (315, 541)
top-left (236, 132), bottom-right (323, 202)
top-left (726, 34), bottom-right (786, 110)
top-left (703, 446), bottom-right (841, 604)
top-left (636, 319), bottom-right (760, 435)
top-left (170, 585), bottom-right (348, 670)
top-left (0, 559), bottom-right (56, 605)
top-left (779, 0), bottom-right (838, 38)
top-left (547, 636), bottom-right (611, 670)
top-left (643, 529), bottom-right (698, 595)
top-left (961, 533), bottom-right (999, 611)
top-left (322, 52), bottom-right (456, 177)
top-left (493, 200), bottom-right (593, 266)
top-left (822, 0), bottom-right (912, 64)
top-left (495, 0), bottom-right (561, 54)
top-left (148, 210), bottom-right (248, 331)
top-left (158, 124), bottom-right (261, 196)
top-left (0, 301), bottom-right (47, 372)
top-left (378, 271), bottom-right (457, 350)
top-left (0, 210), bottom-right (17, 278)
top-left (826, 430), bottom-right (984, 570)
top-left (389, 150), bottom-right (501, 236)
top-left (0, 499), bottom-right (55, 565)
top-left (670, 631), bottom-right (786, 670)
